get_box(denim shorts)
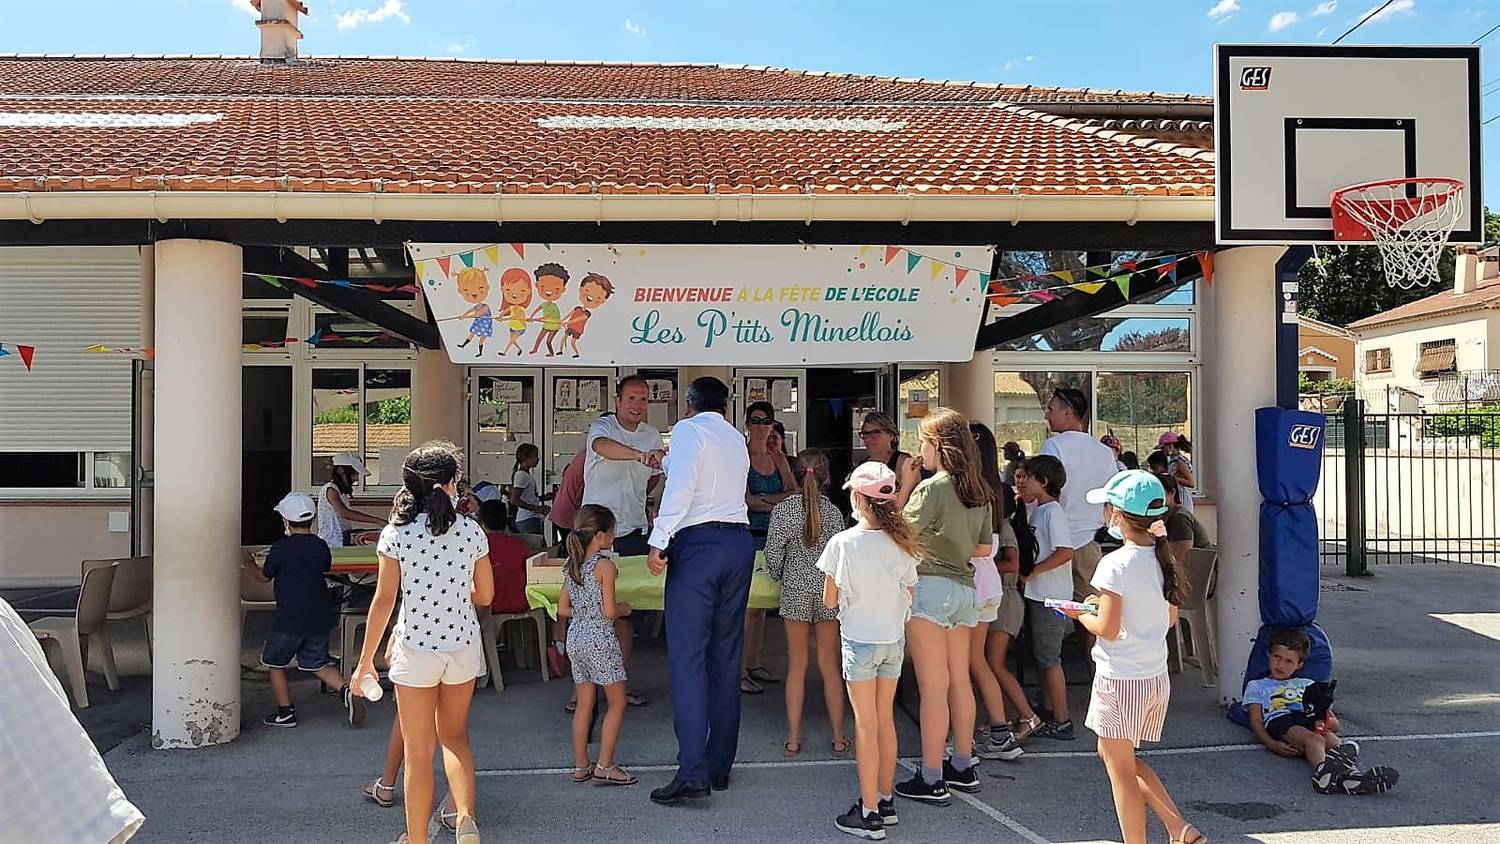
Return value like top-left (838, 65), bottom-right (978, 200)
top-left (1027, 599), bottom-right (1072, 669)
top-left (261, 630), bottom-right (333, 671)
top-left (841, 638), bottom-right (906, 682)
top-left (910, 575), bottom-right (980, 629)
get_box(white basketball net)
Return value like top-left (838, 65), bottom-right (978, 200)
top-left (1332, 179), bottom-right (1464, 290)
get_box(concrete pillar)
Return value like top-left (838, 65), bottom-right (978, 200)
top-left (945, 350), bottom-right (995, 428)
top-left (1204, 245), bottom-right (1286, 705)
top-left (151, 239), bottom-right (243, 749)
top-left (410, 349), bottom-right (466, 447)
top-left (680, 366), bottom-right (733, 418)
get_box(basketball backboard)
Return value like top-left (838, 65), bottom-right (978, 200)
top-left (1215, 44), bottom-right (1482, 245)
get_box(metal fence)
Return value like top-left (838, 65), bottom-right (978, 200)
top-left (1314, 399), bottom-right (1500, 572)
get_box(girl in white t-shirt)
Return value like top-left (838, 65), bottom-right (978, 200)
top-left (509, 443), bottom-right (549, 534)
top-left (353, 441), bottom-right (494, 844)
top-left (1062, 470), bottom-right (1202, 844)
top-left (816, 461), bottom-right (920, 838)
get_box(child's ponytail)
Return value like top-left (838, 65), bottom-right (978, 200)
top-left (858, 493), bottom-right (928, 562)
top-left (797, 449), bottom-right (830, 548)
top-left (566, 504), bottom-right (617, 586)
top-left (1121, 511), bottom-right (1186, 606)
top-left (391, 440), bottom-right (462, 536)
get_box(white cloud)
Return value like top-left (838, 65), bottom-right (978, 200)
top-left (1269, 10), bottom-right (1301, 30)
top-left (1362, 0), bottom-right (1415, 24)
top-left (1025, 55), bottom-right (1036, 62)
top-left (1208, 0), bottom-right (1241, 18)
top-left (335, 0), bottom-right (410, 31)
top-left (229, 0), bottom-right (257, 15)
top-left (1313, 1), bottom-right (1338, 15)
top-left (445, 36), bottom-right (477, 54)
top-left (1001, 55), bottom-right (1036, 72)
top-left (624, 18), bottom-right (646, 37)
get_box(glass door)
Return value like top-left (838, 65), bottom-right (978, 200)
top-left (470, 368), bottom-right (544, 490)
top-left (545, 368), bottom-right (616, 488)
top-left (734, 368), bottom-right (806, 454)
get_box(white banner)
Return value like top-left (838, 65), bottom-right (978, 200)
top-left (407, 243), bottom-right (993, 367)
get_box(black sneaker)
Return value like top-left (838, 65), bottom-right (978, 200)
top-left (975, 730), bottom-right (1025, 761)
top-left (1325, 739), bottom-right (1361, 771)
top-left (1339, 765), bottom-right (1400, 795)
top-left (1034, 719), bottom-right (1076, 741)
top-left (343, 684), bottom-right (366, 727)
top-left (894, 773), bottom-right (951, 806)
top-left (262, 709), bottom-right (298, 728)
top-left (834, 803), bottom-right (886, 840)
top-left (877, 798), bottom-right (898, 826)
top-left (942, 758), bottom-right (981, 793)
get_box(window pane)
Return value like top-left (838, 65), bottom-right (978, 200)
top-left (312, 368), bottom-right (360, 486)
top-left (312, 312), bottom-right (413, 349)
top-left (243, 311), bottom-right (290, 350)
top-left (996, 317), bottom-right (1190, 353)
top-left (93, 452), bottom-right (131, 488)
top-left (898, 369), bottom-right (940, 456)
top-left (364, 369), bottom-right (412, 486)
top-left (1096, 372), bottom-right (1191, 459)
top-left (0, 452), bottom-right (83, 488)
top-left (474, 375), bottom-right (536, 487)
top-left (243, 274), bottom-right (293, 301)
top-left (992, 371), bottom-right (1091, 457)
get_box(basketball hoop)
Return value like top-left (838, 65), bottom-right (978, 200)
top-left (1330, 177), bottom-right (1465, 290)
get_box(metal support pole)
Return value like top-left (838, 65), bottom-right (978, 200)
top-left (1344, 398), bottom-right (1369, 576)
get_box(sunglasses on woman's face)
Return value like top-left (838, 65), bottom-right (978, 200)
top-left (748, 416), bottom-right (773, 426)
top-left (858, 429), bottom-right (883, 438)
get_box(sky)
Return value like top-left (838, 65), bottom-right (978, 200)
top-left (0, 0), bottom-right (1494, 202)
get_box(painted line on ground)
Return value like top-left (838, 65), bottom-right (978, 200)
top-left (899, 761), bottom-right (1051, 844)
top-left (475, 729), bottom-right (1500, 776)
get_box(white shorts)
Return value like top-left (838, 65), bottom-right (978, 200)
top-left (388, 639), bottom-right (485, 688)
top-left (1084, 672), bottom-right (1170, 748)
top-left (976, 601), bottom-right (1000, 624)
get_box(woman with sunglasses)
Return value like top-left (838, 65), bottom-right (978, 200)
top-left (742, 401), bottom-right (799, 694)
top-left (858, 412), bottom-right (915, 484)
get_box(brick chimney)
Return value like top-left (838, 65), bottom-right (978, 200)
top-left (254, 0), bottom-right (306, 62)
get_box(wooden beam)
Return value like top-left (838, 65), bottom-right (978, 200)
top-left (241, 245), bottom-right (441, 349)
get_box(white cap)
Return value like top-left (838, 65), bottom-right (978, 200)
top-left (273, 491), bottom-right (316, 522)
top-left (472, 482), bottom-right (502, 502)
top-left (332, 452), bottom-right (370, 476)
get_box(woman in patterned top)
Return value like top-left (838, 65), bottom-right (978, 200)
top-left (765, 449), bottom-right (851, 756)
top-left (352, 441), bottom-right (494, 844)
top-left (558, 504), bottom-right (638, 786)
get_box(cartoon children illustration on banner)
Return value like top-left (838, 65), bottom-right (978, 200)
top-left (435, 251), bottom-right (613, 361)
top-left (499, 267), bottom-right (534, 356)
top-left (528, 263), bottom-right (569, 357)
top-left (452, 267), bottom-right (493, 357)
top-left (564, 272), bottom-right (614, 359)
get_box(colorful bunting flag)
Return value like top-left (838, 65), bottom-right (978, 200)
top-left (953, 267), bottom-right (969, 288)
top-left (1072, 282), bottom-right (1108, 294)
top-left (986, 293), bottom-right (1019, 307)
top-left (458, 251), bottom-right (475, 269)
top-left (1198, 251), bottom-right (1215, 286)
top-left (1089, 266), bottom-right (1111, 279)
top-left (292, 277), bottom-right (318, 289)
top-left (1028, 289), bottom-right (1058, 303)
top-left (978, 272), bottom-right (991, 288)
top-left (257, 274), bottom-right (283, 289)
top-left (930, 260), bottom-right (945, 280)
top-left (859, 245), bottom-right (870, 255)
top-left (885, 246), bottom-right (901, 265)
top-left (510, 243), bottom-right (526, 259)
top-left (906, 252), bottom-right (922, 274)
top-left (483, 245), bottom-right (501, 267)
top-left (330, 278), bottom-right (353, 288)
top-left (1112, 273), bottom-right (1131, 299)
top-left (436, 256), bottom-right (453, 277)
top-left (1053, 270), bottom-right (1074, 285)
top-left (16, 345), bottom-right (33, 371)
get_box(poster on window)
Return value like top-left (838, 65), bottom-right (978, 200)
top-left (408, 243), bottom-right (993, 366)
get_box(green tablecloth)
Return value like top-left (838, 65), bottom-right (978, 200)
top-left (526, 553), bottom-right (779, 619)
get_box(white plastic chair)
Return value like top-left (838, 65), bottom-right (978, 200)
top-left (29, 561), bottom-right (116, 708)
top-left (477, 606), bottom-right (549, 695)
top-left (1173, 548), bottom-right (1219, 687)
top-left (339, 612), bottom-right (369, 686)
top-left (93, 556), bottom-right (153, 666)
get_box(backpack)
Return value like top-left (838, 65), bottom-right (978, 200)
top-left (1011, 504), bottom-right (1038, 577)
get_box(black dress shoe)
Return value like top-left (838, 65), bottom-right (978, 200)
top-left (650, 779), bottom-right (710, 805)
top-left (711, 775), bottom-right (730, 791)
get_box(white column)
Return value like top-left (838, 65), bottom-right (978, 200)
top-left (945, 350), bottom-right (995, 427)
top-left (152, 239), bottom-right (243, 748)
top-left (1204, 245), bottom-right (1286, 705)
top-left (410, 349), bottom-right (466, 447)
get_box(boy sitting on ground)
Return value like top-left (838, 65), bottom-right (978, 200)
top-left (242, 491), bottom-right (364, 729)
top-left (1245, 628), bottom-right (1398, 795)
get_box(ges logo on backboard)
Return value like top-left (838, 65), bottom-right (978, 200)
top-left (1240, 67), bottom-right (1272, 90)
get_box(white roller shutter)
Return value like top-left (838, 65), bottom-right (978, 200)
top-left (0, 246), bottom-right (143, 452)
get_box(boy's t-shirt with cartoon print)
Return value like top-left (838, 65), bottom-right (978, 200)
top-left (539, 301), bottom-right (562, 331)
top-left (566, 306), bottom-right (591, 336)
top-left (1243, 676), bottom-right (1315, 726)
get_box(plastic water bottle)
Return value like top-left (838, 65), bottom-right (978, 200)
top-left (360, 676), bottom-right (384, 702)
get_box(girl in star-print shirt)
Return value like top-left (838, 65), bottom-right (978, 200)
top-left (353, 440), bottom-right (493, 844)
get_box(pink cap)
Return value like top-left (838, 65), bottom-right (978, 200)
top-left (1157, 432), bottom-right (1179, 447)
top-left (844, 461), bottom-right (899, 501)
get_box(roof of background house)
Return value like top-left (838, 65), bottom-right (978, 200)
top-left (0, 56), bottom-right (1216, 197)
top-left (1348, 279), bottom-right (1500, 331)
top-left (994, 372), bottom-right (1040, 398)
top-left (1297, 315), bottom-right (1357, 339)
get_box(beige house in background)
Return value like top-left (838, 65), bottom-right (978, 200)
top-left (1298, 316), bottom-right (1356, 382)
top-left (1351, 249), bottom-right (1500, 409)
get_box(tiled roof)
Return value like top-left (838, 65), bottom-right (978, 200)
top-left (1349, 280), bottom-right (1500, 330)
top-left (312, 423), bottom-right (410, 454)
top-left (0, 56), bottom-right (1216, 198)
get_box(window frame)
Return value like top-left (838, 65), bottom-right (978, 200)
top-left (1364, 347), bottom-right (1392, 374)
top-left (1415, 338), bottom-right (1458, 380)
top-left (309, 362), bottom-right (416, 496)
top-left (0, 450), bottom-right (133, 500)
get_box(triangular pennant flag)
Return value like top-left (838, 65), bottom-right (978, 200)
top-left (511, 243), bottom-right (526, 259)
top-left (907, 252), bottom-right (922, 274)
top-left (331, 278), bottom-right (353, 288)
top-left (85, 344), bottom-right (110, 353)
top-left (1028, 289), bottom-right (1058, 303)
top-left (987, 279), bottom-right (1012, 295)
top-left (292, 277), bottom-right (318, 289)
top-left (305, 331), bottom-right (323, 346)
top-left (457, 251), bottom-right (475, 269)
top-left (397, 284), bottom-right (420, 293)
top-left (978, 272), bottom-right (990, 288)
top-left (257, 274), bottom-right (284, 289)
top-left (1112, 273), bottom-right (1131, 299)
top-left (885, 246), bottom-right (901, 265)
top-left (0, 344), bottom-right (8, 359)
top-left (18, 345), bottom-right (34, 371)
top-left (436, 256), bottom-right (453, 277)
top-left (986, 293), bottom-right (1019, 307)
top-left (543, 243), bottom-right (552, 250)
top-left (859, 245), bottom-right (870, 255)
top-left (365, 284), bottom-right (395, 293)
top-left (1052, 270), bottom-right (1074, 285)
top-left (323, 333), bottom-right (342, 343)
top-left (1072, 282), bottom-right (1108, 294)
top-left (483, 245), bottom-right (501, 267)
top-left (1089, 265), bottom-right (1111, 279)
top-left (1121, 260), bottom-right (1138, 271)
top-left (930, 260), bottom-right (945, 280)
top-left (1156, 260), bottom-right (1179, 280)
top-left (953, 267), bottom-right (969, 288)
top-left (1198, 251), bottom-right (1215, 286)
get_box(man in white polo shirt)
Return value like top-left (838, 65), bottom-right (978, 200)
top-left (583, 375), bottom-right (664, 557)
top-left (1040, 387), bottom-right (1119, 602)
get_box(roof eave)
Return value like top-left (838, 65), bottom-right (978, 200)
top-left (0, 190), bottom-right (1215, 224)
top-left (1350, 302), bottom-right (1491, 333)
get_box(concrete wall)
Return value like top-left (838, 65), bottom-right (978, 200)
top-left (1316, 453), bottom-right (1499, 548)
top-left (0, 502), bottom-right (132, 585)
top-left (1299, 324), bottom-right (1355, 380)
top-left (1356, 315), bottom-right (1491, 406)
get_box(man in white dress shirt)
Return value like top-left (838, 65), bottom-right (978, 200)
top-left (646, 377), bottom-right (754, 805)
top-left (583, 375), bottom-right (664, 556)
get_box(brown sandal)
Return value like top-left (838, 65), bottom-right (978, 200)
top-left (783, 739), bottom-right (802, 757)
top-left (592, 764), bottom-right (638, 786)
top-left (1172, 823), bottom-right (1208, 844)
top-left (571, 763), bottom-right (595, 783)
top-left (831, 737), bottom-right (853, 754)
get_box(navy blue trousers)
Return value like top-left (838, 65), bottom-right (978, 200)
top-left (663, 522), bottom-right (756, 784)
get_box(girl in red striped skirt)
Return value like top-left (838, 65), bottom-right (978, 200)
top-left (1061, 471), bottom-right (1206, 844)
